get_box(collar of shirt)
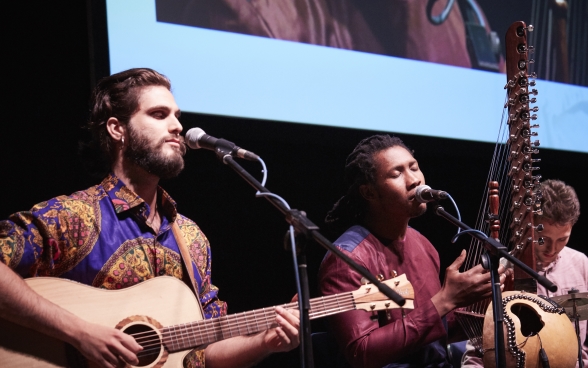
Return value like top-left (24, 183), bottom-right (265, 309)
top-left (101, 173), bottom-right (178, 232)
top-left (538, 253), bottom-right (561, 274)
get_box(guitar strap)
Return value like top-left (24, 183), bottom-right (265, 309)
top-left (172, 221), bottom-right (206, 317)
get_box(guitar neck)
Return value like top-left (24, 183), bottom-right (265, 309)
top-left (159, 291), bottom-right (356, 352)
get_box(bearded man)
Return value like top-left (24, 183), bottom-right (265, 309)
top-left (0, 68), bottom-right (299, 368)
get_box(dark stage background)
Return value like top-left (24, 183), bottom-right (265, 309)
top-left (2, 2), bottom-right (587, 367)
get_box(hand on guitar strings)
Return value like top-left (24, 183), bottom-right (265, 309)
top-left (432, 249), bottom-right (508, 317)
top-left (74, 321), bottom-right (142, 368)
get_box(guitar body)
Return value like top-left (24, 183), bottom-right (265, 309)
top-left (0, 274), bottom-right (415, 368)
top-left (0, 277), bottom-right (200, 368)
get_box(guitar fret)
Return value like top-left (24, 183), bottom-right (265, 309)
top-left (242, 311), bottom-right (250, 335)
top-left (172, 324), bottom-right (180, 351)
top-left (264, 308), bottom-right (270, 330)
top-left (232, 312), bottom-right (238, 337)
top-left (253, 308), bottom-right (260, 333)
top-left (196, 320), bottom-right (204, 346)
top-left (182, 322), bottom-right (192, 350)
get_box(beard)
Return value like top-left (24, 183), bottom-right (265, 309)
top-left (124, 125), bottom-right (186, 180)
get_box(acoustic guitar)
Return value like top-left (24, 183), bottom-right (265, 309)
top-left (0, 274), bottom-right (414, 367)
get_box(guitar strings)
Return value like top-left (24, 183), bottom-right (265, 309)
top-left (457, 87), bottom-right (513, 349)
top-left (129, 292), bottom-right (361, 356)
top-left (131, 285), bottom-right (411, 357)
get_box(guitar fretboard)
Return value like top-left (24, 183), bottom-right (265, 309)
top-left (156, 291), bottom-right (357, 352)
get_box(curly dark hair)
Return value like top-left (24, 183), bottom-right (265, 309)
top-left (325, 134), bottom-right (412, 233)
top-left (79, 68), bottom-right (171, 177)
top-left (539, 179), bottom-right (580, 226)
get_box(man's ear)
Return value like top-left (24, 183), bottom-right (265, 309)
top-left (106, 117), bottom-right (125, 142)
top-left (359, 183), bottom-right (377, 202)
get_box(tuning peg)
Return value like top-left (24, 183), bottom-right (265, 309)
top-left (510, 196), bottom-right (523, 211)
top-left (530, 97), bottom-right (537, 103)
top-left (532, 139), bottom-right (540, 146)
top-left (530, 72), bottom-right (537, 78)
top-left (530, 174), bottom-right (542, 183)
top-left (523, 163), bottom-right (539, 172)
top-left (530, 89), bottom-right (538, 96)
top-left (536, 237), bottom-right (545, 246)
top-left (369, 304), bottom-right (378, 321)
top-left (530, 106), bottom-right (539, 112)
top-left (529, 59), bottom-right (535, 64)
top-left (385, 302), bottom-right (392, 320)
top-left (534, 223), bottom-right (544, 232)
top-left (528, 45), bottom-right (535, 53)
top-left (516, 25), bottom-right (534, 37)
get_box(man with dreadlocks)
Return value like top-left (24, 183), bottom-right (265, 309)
top-left (318, 134), bottom-right (507, 368)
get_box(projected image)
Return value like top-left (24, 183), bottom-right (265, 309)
top-left (156, 0), bottom-right (587, 87)
top-left (107, 1), bottom-right (588, 153)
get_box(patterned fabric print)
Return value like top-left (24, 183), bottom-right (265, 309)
top-left (0, 218), bottom-right (25, 268)
top-left (37, 195), bottom-right (101, 276)
top-left (1, 173), bottom-right (225, 367)
top-left (93, 238), bottom-right (183, 289)
top-left (184, 350), bottom-right (205, 368)
top-left (177, 215), bottom-right (227, 319)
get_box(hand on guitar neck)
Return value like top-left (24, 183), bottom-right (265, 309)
top-left (204, 306), bottom-right (300, 368)
top-left (431, 250), bottom-right (509, 317)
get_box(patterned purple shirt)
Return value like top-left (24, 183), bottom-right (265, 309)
top-left (0, 173), bottom-right (226, 366)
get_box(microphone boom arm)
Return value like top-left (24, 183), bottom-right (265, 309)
top-left (221, 155), bottom-right (407, 306)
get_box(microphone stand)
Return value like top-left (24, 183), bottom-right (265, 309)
top-left (434, 205), bottom-right (557, 368)
top-left (217, 153), bottom-right (407, 368)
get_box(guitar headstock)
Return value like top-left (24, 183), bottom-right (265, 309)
top-left (352, 274), bottom-right (415, 313)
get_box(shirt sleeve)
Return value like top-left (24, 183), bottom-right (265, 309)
top-left (460, 340), bottom-right (484, 367)
top-left (0, 199), bottom-right (68, 277)
top-left (318, 249), bottom-right (448, 368)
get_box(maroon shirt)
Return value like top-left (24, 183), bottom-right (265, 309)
top-left (319, 225), bottom-right (460, 368)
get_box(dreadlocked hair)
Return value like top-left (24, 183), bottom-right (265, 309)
top-left (325, 134), bottom-right (412, 234)
top-left (538, 179), bottom-right (580, 226)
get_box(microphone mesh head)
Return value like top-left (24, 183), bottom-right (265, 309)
top-left (185, 128), bottom-right (206, 149)
top-left (415, 185), bottom-right (431, 203)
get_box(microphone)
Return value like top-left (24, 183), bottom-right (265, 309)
top-left (415, 185), bottom-right (449, 203)
top-left (185, 128), bottom-right (259, 161)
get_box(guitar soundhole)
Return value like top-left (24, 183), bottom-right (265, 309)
top-left (510, 303), bottom-right (544, 337)
top-left (122, 324), bottom-right (161, 367)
